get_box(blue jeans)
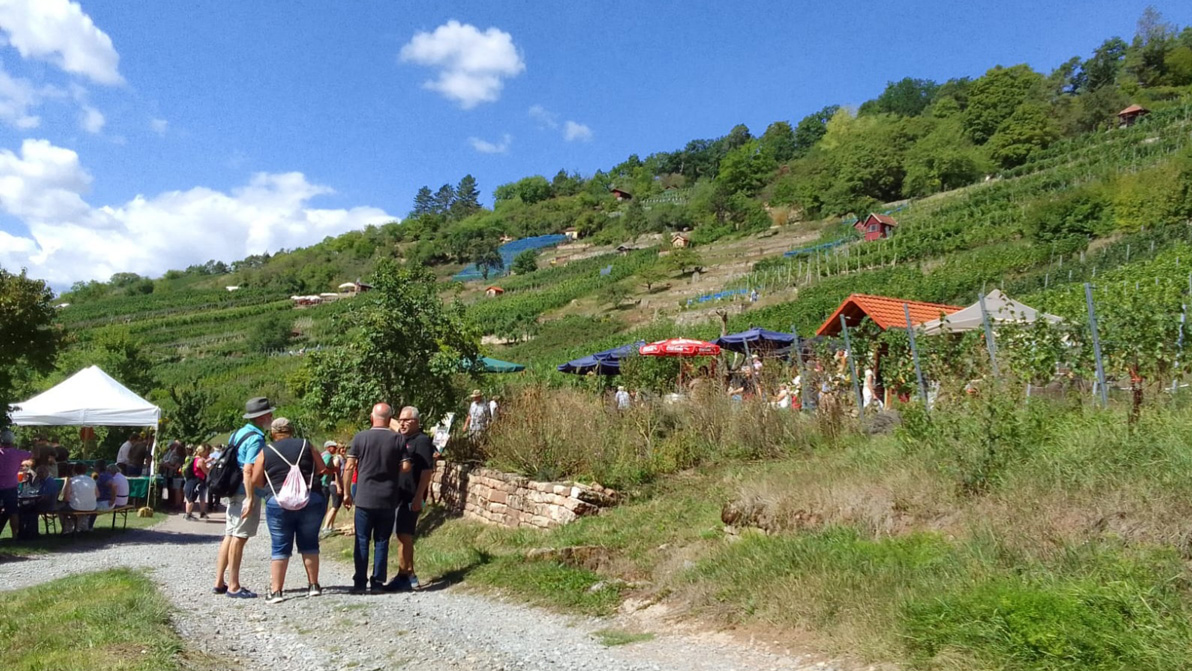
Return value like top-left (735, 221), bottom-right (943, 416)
top-left (354, 506), bottom-right (395, 587)
top-left (265, 493), bottom-right (326, 560)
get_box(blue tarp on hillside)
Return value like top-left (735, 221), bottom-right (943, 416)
top-left (557, 341), bottom-right (645, 376)
top-left (453, 234), bottom-right (569, 282)
top-left (714, 328), bottom-right (796, 354)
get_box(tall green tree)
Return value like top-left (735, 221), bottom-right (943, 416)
top-left (859, 77), bottom-right (939, 117)
top-left (793, 105), bottom-right (839, 157)
top-left (432, 184), bottom-right (455, 214)
top-left (452, 174), bottom-right (481, 219)
top-left (165, 385), bottom-right (218, 445)
top-left (470, 238), bottom-right (504, 280)
top-left (411, 186), bottom-right (434, 217)
top-left (759, 121), bottom-right (798, 163)
top-left (0, 268), bottom-right (62, 426)
top-left (511, 249), bottom-right (538, 275)
top-left (1076, 37), bottom-right (1128, 91)
top-left (302, 260), bottom-right (479, 429)
top-left (963, 64), bottom-right (1044, 144)
top-left (986, 102), bottom-right (1061, 168)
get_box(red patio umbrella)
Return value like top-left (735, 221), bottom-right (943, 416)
top-left (639, 338), bottom-right (721, 357)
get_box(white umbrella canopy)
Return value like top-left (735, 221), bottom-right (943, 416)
top-left (11, 365), bottom-right (160, 426)
top-left (920, 289), bottom-right (1062, 336)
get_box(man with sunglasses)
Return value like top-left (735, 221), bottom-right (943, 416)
top-left (385, 406), bottom-right (435, 592)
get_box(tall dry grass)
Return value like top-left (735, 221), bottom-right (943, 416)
top-left (480, 385), bottom-right (822, 489)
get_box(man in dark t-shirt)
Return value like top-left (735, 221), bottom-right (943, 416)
top-left (343, 403), bottom-right (402, 594)
top-left (385, 405), bottom-right (436, 592)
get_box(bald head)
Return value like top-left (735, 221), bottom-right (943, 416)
top-left (371, 403), bottom-right (393, 427)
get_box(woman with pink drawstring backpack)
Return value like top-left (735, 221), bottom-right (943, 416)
top-left (250, 416), bottom-right (331, 604)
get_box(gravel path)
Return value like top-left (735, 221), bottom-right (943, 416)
top-left (2, 513), bottom-right (842, 671)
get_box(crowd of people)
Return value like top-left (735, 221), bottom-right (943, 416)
top-left (0, 429), bottom-right (136, 538)
top-left (211, 396), bottom-right (437, 603)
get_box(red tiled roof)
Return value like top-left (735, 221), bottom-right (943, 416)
top-left (867, 213), bottom-right (898, 226)
top-left (815, 293), bottom-right (963, 336)
top-left (1119, 104), bottom-right (1148, 115)
top-left (485, 286), bottom-right (504, 293)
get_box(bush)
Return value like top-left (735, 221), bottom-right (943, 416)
top-left (1025, 186), bottom-right (1109, 246)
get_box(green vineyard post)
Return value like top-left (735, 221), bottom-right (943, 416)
top-left (791, 323), bottom-right (807, 412)
top-left (978, 293), bottom-right (1000, 377)
top-left (840, 316), bottom-right (865, 419)
top-left (904, 304), bottom-right (929, 409)
top-left (1085, 283), bottom-right (1109, 408)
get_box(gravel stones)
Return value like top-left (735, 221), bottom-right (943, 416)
top-left (2, 514), bottom-right (837, 670)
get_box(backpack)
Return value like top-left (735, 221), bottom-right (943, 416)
top-left (207, 429), bottom-right (252, 498)
top-left (182, 456), bottom-right (196, 479)
top-left (265, 440), bottom-right (313, 511)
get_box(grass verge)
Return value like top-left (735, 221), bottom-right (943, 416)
top-left (0, 568), bottom-right (185, 671)
top-left (593, 628), bottom-right (655, 646)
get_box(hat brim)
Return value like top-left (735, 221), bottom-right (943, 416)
top-left (243, 407), bottom-right (275, 419)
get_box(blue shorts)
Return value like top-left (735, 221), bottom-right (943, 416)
top-left (0, 487), bottom-right (17, 516)
top-left (265, 492), bottom-right (326, 560)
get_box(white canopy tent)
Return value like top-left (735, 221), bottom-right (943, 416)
top-left (920, 289), bottom-right (1062, 336)
top-left (11, 365), bottom-right (161, 476)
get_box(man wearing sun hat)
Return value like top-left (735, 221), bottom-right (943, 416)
top-left (213, 396), bottom-right (274, 599)
top-left (462, 389), bottom-right (490, 437)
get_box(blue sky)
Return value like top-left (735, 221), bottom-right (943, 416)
top-left (0, 1), bottom-right (1188, 287)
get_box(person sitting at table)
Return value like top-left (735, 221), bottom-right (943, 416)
top-left (109, 464), bottom-right (129, 508)
top-left (18, 465), bottom-right (62, 539)
top-left (61, 462), bottom-right (98, 532)
top-left (95, 460), bottom-right (118, 511)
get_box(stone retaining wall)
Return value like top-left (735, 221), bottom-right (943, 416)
top-left (429, 462), bottom-right (619, 530)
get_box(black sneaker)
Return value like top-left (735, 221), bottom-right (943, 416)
top-left (307, 583), bottom-right (322, 598)
top-left (266, 590), bottom-right (285, 604)
top-left (383, 575), bottom-right (412, 593)
top-left (211, 585), bottom-right (228, 595)
top-left (349, 583), bottom-right (367, 595)
top-left (369, 578), bottom-right (386, 592)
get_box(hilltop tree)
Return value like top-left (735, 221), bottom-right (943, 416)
top-left (452, 175), bottom-right (481, 219)
top-left (494, 175), bottom-right (552, 206)
top-left (963, 64), bottom-right (1044, 144)
top-left (0, 268), bottom-right (62, 426)
top-left (718, 139), bottom-right (778, 195)
top-left (759, 121), bottom-right (798, 163)
top-left (793, 105), bottom-right (839, 157)
top-left (1076, 37), bottom-right (1128, 91)
top-left (411, 186), bottom-right (435, 217)
top-left (432, 184), bottom-right (455, 214)
top-left (302, 260), bottom-right (479, 429)
top-left (860, 77), bottom-right (940, 117)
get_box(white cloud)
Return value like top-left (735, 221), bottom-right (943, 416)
top-left (0, 0), bottom-right (122, 85)
top-left (0, 139), bottom-right (396, 287)
top-left (468, 133), bottom-right (511, 154)
top-left (400, 20), bottom-right (524, 109)
top-left (530, 104), bottom-right (593, 142)
top-left (563, 120), bottom-right (593, 142)
top-left (0, 63), bottom-right (41, 128)
top-left (528, 104), bottom-right (557, 129)
top-left (149, 118), bottom-right (167, 135)
top-left (79, 105), bottom-right (103, 133)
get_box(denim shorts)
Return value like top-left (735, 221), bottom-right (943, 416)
top-left (265, 492), bottom-right (326, 560)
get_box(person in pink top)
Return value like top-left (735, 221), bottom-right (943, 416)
top-left (0, 430), bottom-right (33, 538)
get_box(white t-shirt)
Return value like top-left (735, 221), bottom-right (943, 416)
top-left (468, 401), bottom-right (490, 432)
top-left (112, 473), bottom-right (130, 506)
top-left (116, 441), bottom-right (133, 465)
top-left (615, 390), bottom-right (631, 409)
top-left (488, 399), bottom-right (498, 421)
top-left (67, 475), bottom-right (98, 511)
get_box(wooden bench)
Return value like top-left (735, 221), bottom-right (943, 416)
top-left (40, 505), bottom-right (137, 536)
